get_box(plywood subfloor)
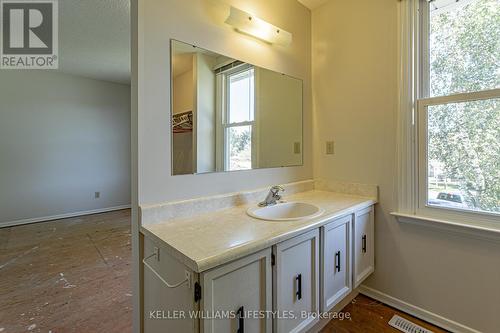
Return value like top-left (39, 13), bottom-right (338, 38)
top-left (321, 294), bottom-right (448, 333)
top-left (0, 209), bottom-right (132, 333)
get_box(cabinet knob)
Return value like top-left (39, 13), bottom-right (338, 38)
top-left (362, 235), bottom-right (367, 253)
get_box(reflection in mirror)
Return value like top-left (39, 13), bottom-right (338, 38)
top-left (171, 40), bottom-right (303, 175)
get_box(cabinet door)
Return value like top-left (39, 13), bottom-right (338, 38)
top-left (143, 235), bottom-right (198, 333)
top-left (201, 248), bottom-right (272, 333)
top-left (320, 215), bottom-right (352, 312)
top-left (274, 229), bottom-right (319, 333)
top-left (353, 206), bottom-right (374, 288)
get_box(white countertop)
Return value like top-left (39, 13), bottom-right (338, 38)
top-left (141, 190), bottom-right (375, 273)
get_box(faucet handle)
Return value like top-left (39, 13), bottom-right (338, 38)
top-left (270, 185), bottom-right (285, 194)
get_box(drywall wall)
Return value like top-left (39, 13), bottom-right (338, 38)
top-left (137, 0), bottom-right (312, 205)
top-left (312, 1), bottom-right (500, 332)
top-left (195, 53), bottom-right (217, 173)
top-left (172, 65), bottom-right (194, 115)
top-left (0, 70), bottom-right (131, 225)
top-left (257, 68), bottom-right (303, 168)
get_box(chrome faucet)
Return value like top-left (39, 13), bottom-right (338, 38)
top-left (259, 185), bottom-right (285, 207)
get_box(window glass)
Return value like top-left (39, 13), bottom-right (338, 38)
top-left (227, 126), bottom-right (252, 171)
top-left (228, 68), bottom-right (255, 123)
top-left (429, 0), bottom-right (500, 97)
top-left (427, 98), bottom-right (500, 213)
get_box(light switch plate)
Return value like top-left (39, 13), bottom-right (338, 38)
top-left (326, 141), bottom-right (335, 155)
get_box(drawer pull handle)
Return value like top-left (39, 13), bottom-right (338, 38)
top-left (296, 274), bottom-right (302, 300)
top-left (335, 251), bottom-right (341, 272)
top-left (362, 235), bottom-right (367, 253)
top-left (237, 306), bottom-right (244, 333)
top-left (143, 252), bottom-right (190, 289)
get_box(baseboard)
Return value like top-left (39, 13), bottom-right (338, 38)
top-left (0, 205), bottom-right (131, 228)
top-left (358, 285), bottom-right (482, 333)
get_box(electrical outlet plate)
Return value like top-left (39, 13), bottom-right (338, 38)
top-left (94, 191), bottom-right (100, 199)
top-left (326, 141), bottom-right (335, 155)
top-left (294, 142), bottom-right (301, 154)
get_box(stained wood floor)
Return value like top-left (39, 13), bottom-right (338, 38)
top-left (0, 209), bottom-right (446, 333)
top-left (321, 295), bottom-right (447, 333)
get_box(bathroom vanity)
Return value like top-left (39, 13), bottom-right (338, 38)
top-left (140, 185), bottom-right (375, 333)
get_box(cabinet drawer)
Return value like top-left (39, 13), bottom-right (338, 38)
top-left (320, 214), bottom-right (352, 312)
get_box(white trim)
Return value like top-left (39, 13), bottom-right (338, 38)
top-left (222, 66), bottom-right (256, 171)
top-left (396, 0), bottom-right (418, 214)
top-left (416, 89), bottom-right (500, 224)
top-left (418, 88), bottom-right (500, 106)
top-left (358, 285), bottom-right (483, 333)
top-left (0, 205), bottom-right (131, 228)
top-left (398, 0), bottom-right (500, 226)
top-left (391, 212), bottom-right (500, 243)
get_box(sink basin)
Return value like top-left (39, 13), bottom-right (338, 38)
top-left (247, 202), bottom-right (324, 221)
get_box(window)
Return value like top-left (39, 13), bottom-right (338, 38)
top-left (399, 0), bottom-right (499, 224)
top-left (418, 0), bottom-right (500, 216)
top-left (222, 66), bottom-right (255, 171)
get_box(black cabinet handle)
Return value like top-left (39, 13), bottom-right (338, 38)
top-left (362, 235), bottom-right (367, 253)
top-left (296, 274), bottom-right (302, 300)
top-left (335, 251), bottom-right (341, 272)
top-left (237, 306), bottom-right (244, 333)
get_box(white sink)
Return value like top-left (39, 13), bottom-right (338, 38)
top-left (247, 202), bottom-right (324, 221)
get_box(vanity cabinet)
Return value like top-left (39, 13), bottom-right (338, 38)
top-left (273, 229), bottom-right (319, 333)
top-left (353, 206), bottom-right (375, 288)
top-left (201, 248), bottom-right (273, 333)
top-left (142, 204), bottom-right (375, 333)
top-left (320, 215), bottom-right (352, 312)
top-left (143, 237), bottom-right (199, 333)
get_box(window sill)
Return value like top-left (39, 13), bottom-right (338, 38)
top-left (391, 212), bottom-right (500, 243)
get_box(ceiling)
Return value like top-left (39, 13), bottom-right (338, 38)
top-left (58, 0), bottom-right (130, 84)
top-left (297, 0), bottom-right (330, 10)
top-left (171, 42), bottom-right (232, 78)
top-left (55, 0), bottom-right (327, 84)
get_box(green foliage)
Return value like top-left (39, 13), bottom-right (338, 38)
top-left (430, 0), bottom-right (500, 97)
top-left (230, 129), bottom-right (251, 155)
top-left (428, 0), bottom-right (500, 212)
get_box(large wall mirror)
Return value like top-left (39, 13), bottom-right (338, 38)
top-left (171, 40), bottom-right (303, 175)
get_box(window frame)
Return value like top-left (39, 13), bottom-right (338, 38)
top-left (221, 65), bottom-right (257, 171)
top-left (397, 0), bottom-right (500, 229)
top-left (417, 89), bottom-right (500, 220)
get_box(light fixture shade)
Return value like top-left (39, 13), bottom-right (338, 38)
top-left (225, 6), bottom-right (292, 46)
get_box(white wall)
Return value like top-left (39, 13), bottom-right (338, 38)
top-left (195, 52), bottom-right (217, 173)
top-left (312, 1), bottom-right (500, 332)
top-left (172, 66), bottom-right (194, 115)
top-left (0, 70), bottom-right (131, 225)
top-left (138, 0), bottom-right (312, 206)
top-left (257, 68), bottom-right (303, 168)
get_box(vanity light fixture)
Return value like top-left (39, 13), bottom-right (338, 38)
top-left (225, 6), bottom-right (292, 46)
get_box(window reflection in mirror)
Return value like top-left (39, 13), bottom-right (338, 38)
top-left (171, 40), bottom-right (303, 175)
